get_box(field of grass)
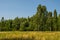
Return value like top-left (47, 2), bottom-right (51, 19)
top-left (0, 31), bottom-right (60, 40)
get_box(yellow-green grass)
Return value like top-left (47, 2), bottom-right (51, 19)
top-left (0, 31), bottom-right (60, 40)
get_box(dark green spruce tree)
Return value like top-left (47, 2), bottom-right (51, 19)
top-left (53, 9), bottom-right (58, 31)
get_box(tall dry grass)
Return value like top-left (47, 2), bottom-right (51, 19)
top-left (0, 31), bottom-right (60, 40)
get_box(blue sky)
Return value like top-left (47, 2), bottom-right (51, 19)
top-left (0, 0), bottom-right (60, 19)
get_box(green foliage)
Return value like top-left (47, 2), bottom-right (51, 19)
top-left (0, 4), bottom-right (60, 31)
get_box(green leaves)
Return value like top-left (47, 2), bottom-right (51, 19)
top-left (0, 4), bottom-right (59, 31)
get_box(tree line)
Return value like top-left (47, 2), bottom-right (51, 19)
top-left (0, 4), bottom-right (60, 31)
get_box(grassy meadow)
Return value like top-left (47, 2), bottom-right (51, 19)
top-left (0, 31), bottom-right (60, 40)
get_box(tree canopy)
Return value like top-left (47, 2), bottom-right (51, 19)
top-left (0, 4), bottom-right (60, 31)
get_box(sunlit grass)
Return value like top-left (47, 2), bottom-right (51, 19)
top-left (0, 31), bottom-right (60, 40)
